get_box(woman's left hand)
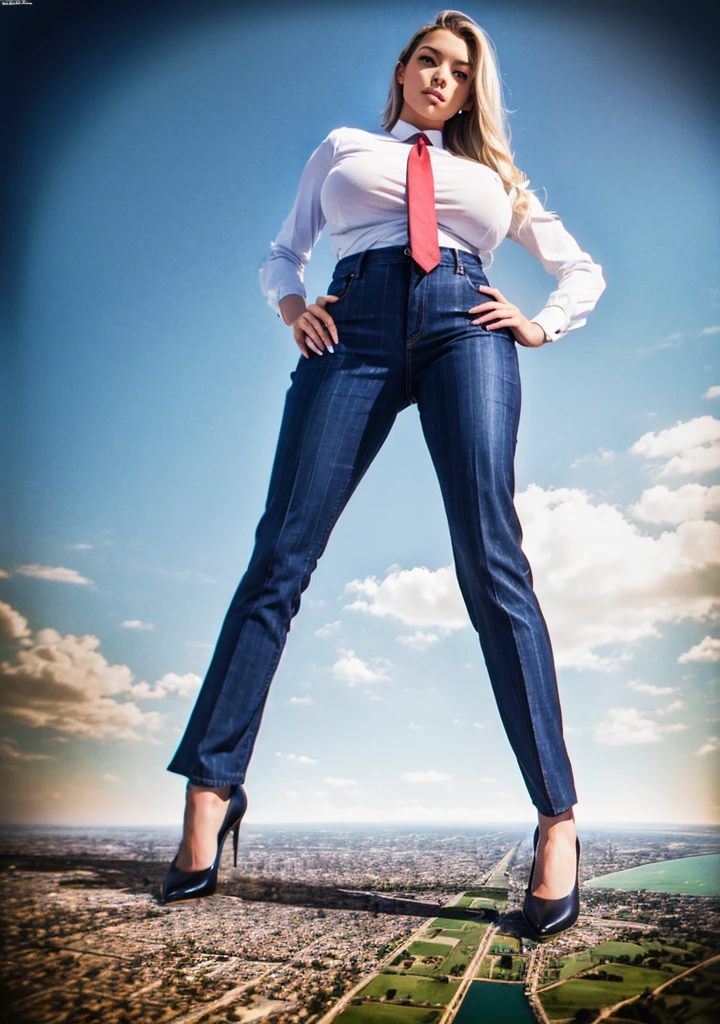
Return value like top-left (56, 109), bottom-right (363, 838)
top-left (469, 285), bottom-right (548, 348)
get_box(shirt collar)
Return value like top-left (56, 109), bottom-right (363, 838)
top-left (389, 118), bottom-right (445, 151)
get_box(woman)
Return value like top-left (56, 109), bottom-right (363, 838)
top-left (162, 9), bottom-right (605, 938)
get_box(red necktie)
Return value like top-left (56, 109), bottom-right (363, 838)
top-left (406, 132), bottom-right (441, 273)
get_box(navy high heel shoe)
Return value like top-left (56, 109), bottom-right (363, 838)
top-left (161, 783), bottom-right (248, 905)
top-left (521, 824), bottom-right (580, 938)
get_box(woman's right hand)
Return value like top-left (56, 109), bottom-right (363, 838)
top-left (288, 294), bottom-right (341, 359)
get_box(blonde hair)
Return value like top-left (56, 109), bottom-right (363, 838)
top-left (380, 8), bottom-right (537, 222)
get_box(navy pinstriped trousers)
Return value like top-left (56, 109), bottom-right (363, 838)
top-left (167, 245), bottom-right (578, 817)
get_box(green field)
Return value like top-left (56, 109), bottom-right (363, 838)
top-left (476, 954), bottom-right (528, 981)
top-left (454, 895), bottom-right (476, 907)
top-left (429, 918), bottom-right (474, 930)
top-left (333, 1003), bottom-right (442, 1023)
top-left (539, 963), bottom-right (674, 1018)
top-left (489, 935), bottom-right (521, 954)
top-left (464, 887), bottom-right (509, 904)
top-left (384, 919), bottom-right (488, 984)
top-left (355, 972), bottom-right (460, 1006)
top-left (469, 897), bottom-right (499, 910)
top-left (550, 939), bottom-right (703, 986)
top-left (407, 942), bottom-right (453, 958)
top-left (554, 950), bottom-right (593, 980)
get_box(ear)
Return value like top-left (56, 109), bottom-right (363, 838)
top-left (396, 61), bottom-right (405, 85)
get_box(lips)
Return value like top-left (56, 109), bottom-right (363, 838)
top-left (424, 89), bottom-right (444, 101)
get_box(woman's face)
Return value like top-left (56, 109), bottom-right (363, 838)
top-left (396, 28), bottom-right (474, 130)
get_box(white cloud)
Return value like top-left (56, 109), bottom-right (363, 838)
top-left (409, 721), bottom-right (423, 730)
top-left (121, 619), bottom-right (155, 631)
top-left (515, 484), bottom-right (720, 670)
top-left (401, 770), bottom-right (452, 783)
top-left (338, 415), bottom-right (720, 673)
top-left (696, 736), bottom-right (720, 756)
top-left (657, 700), bottom-right (685, 715)
top-left (65, 543), bottom-right (94, 551)
top-left (627, 679), bottom-right (679, 697)
top-left (0, 603), bottom-right (190, 742)
top-left (396, 630), bottom-right (443, 651)
top-left (595, 707), bottom-right (689, 746)
top-left (704, 385), bottom-right (720, 399)
top-left (678, 635), bottom-right (720, 663)
top-left (128, 672), bottom-right (201, 699)
top-left (342, 565), bottom-right (468, 630)
top-left (628, 483), bottom-right (720, 524)
top-left (340, 485), bottom-right (719, 672)
top-left (332, 648), bottom-right (393, 687)
top-left (0, 738), bottom-right (56, 762)
top-left (570, 447), bottom-right (617, 468)
top-left (315, 621), bottom-right (340, 637)
top-left (275, 751), bottom-right (319, 763)
top-left (629, 416), bottom-right (720, 477)
top-left (323, 777), bottom-right (359, 788)
top-left (14, 565), bottom-right (94, 585)
top-left (0, 601), bottom-right (32, 642)
top-left (287, 695), bottom-right (313, 704)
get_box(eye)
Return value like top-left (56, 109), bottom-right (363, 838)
top-left (418, 55), bottom-right (468, 79)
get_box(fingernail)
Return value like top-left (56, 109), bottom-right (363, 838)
top-left (327, 345), bottom-right (334, 353)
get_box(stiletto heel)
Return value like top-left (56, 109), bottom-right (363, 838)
top-left (232, 820), bottom-right (240, 868)
top-left (521, 824), bottom-right (581, 938)
top-left (160, 783), bottom-right (248, 905)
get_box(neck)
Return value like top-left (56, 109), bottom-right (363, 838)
top-left (397, 108), bottom-right (446, 133)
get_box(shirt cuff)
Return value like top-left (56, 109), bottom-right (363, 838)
top-left (530, 305), bottom-right (568, 342)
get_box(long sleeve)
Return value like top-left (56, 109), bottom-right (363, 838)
top-left (506, 186), bottom-right (606, 341)
top-left (259, 130), bottom-right (337, 318)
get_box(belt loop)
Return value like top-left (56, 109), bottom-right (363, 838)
top-left (454, 248), bottom-right (465, 274)
top-left (354, 248), bottom-right (369, 280)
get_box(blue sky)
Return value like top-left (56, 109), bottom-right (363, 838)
top-left (2, 3), bottom-right (718, 827)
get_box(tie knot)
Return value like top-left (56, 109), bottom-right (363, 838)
top-left (410, 131), bottom-right (433, 147)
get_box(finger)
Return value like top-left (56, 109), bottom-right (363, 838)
top-left (475, 317), bottom-right (518, 329)
top-left (308, 306), bottom-right (338, 346)
top-left (468, 300), bottom-right (500, 313)
top-left (301, 319), bottom-right (329, 355)
top-left (305, 334), bottom-right (324, 356)
top-left (472, 307), bottom-right (512, 324)
top-left (305, 309), bottom-right (337, 349)
top-left (294, 333), bottom-right (310, 358)
top-left (298, 319), bottom-right (323, 355)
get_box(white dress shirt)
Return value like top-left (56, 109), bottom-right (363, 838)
top-left (259, 118), bottom-right (606, 341)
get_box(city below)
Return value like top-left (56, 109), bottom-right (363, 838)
top-left (1, 822), bottom-right (718, 1024)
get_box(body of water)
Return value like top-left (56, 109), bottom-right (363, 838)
top-left (454, 980), bottom-right (536, 1024)
top-left (585, 852), bottom-right (720, 897)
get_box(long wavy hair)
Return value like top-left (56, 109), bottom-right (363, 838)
top-left (380, 9), bottom-right (538, 222)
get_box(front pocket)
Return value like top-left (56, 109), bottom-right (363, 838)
top-left (462, 268), bottom-right (489, 295)
top-left (327, 271), bottom-right (355, 301)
